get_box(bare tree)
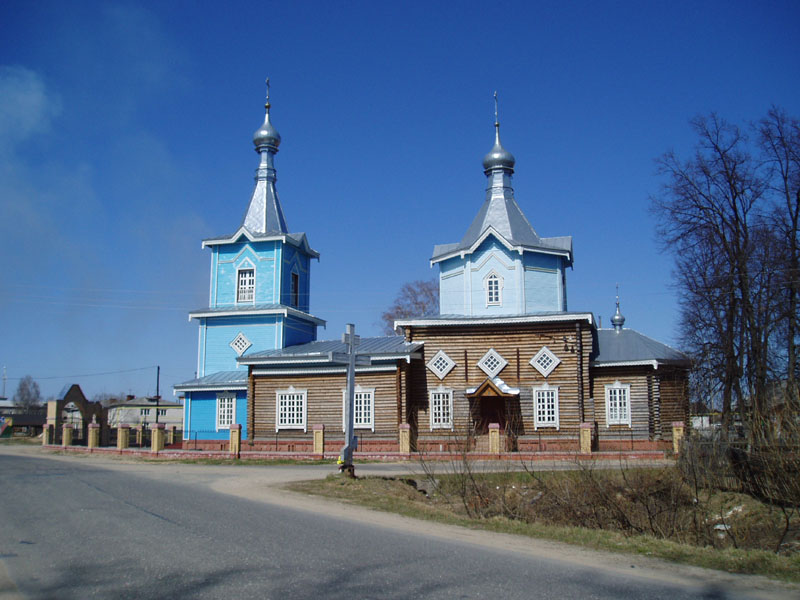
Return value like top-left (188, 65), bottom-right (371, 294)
top-left (758, 107), bottom-right (800, 405)
top-left (652, 113), bottom-right (783, 431)
top-left (381, 279), bottom-right (439, 335)
top-left (13, 375), bottom-right (42, 410)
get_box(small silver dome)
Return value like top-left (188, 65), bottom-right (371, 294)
top-left (253, 106), bottom-right (281, 149)
top-left (482, 125), bottom-right (515, 171)
top-left (611, 297), bottom-right (626, 331)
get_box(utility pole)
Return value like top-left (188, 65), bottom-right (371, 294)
top-left (2, 366), bottom-right (6, 399)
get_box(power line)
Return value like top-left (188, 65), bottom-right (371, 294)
top-left (5, 366), bottom-right (158, 382)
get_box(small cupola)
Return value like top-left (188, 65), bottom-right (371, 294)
top-left (482, 92), bottom-right (515, 173)
top-left (253, 79), bottom-right (281, 151)
top-left (611, 287), bottom-right (626, 332)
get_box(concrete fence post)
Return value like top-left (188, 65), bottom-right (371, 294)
top-left (399, 424), bottom-right (411, 454)
top-left (229, 424), bottom-right (242, 458)
top-left (117, 425), bottom-right (130, 450)
top-left (151, 423), bottom-right (166, 453)
top-left (88, 423), bottom-right (100, 449)
top-left (580, 422), bottom-right (593, 454)
top-left (61, 424), bottom-right (73, 448)
top-left (167, 425), bottom-right (176, 446)
top-left (488, 423), bottom-right (500, 454)
top-left (312, 424), bottom-right (324, 455)
top-left (672, 421), bottom-right (686, 455)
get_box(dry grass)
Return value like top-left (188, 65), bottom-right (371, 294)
top-left (289, 466), bottom-right (800, 582)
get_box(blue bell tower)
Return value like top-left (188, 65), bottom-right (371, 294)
top-left (175, 85), bottom-right (324, 441)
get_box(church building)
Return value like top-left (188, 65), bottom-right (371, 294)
top-left (176, 92), bottom-right (689, 454)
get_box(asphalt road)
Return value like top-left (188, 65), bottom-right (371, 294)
top-left (0, 448), bottom-right (794, 599)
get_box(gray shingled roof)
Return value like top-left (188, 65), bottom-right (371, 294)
top-left (202, 229), bottom-right (319, 258)
top-left (240, 336), bottom-right (422, 365)
top-left (592, 329), bottom-right (690, 367)
top-left (174, 371), bottom-right (248, 391)
top-left (431, 196), bottom-right (573, 263)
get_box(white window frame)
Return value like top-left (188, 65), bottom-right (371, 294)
top-left (216, 393), bottom-right (236, 430)
top-left (484, 271), bottom-right (503, 306)
top-left (139, 408), bottom-right (150, 417)
top-left (533, 383), bottom-right (559, 430)
top-left (427, 349), bottom-right (456, 380)
top-left (341, 386), bottom-right (375, 431)
top-left (276, 387), bottom-right (307, 432)
top-left (236, 267), bottom-right (255, 303)
top-left (477, 348), bottom-right (508, 378)
top-left (605, 381), bottom-right (631, 427)
top-left (530, 346), bottom-right (561, 378)
top-left (429, 387), bottom-right (453, 430)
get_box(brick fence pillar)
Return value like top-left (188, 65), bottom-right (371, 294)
top-left (399, 424), bottom-right (411, 454)
top-left (88, 423), bottom-right (100, 449)
top-left (229, 424), bottom-right (242, 458)
top-left (61, 424), bottom-right (73, 447)
top-left (580, 422), bottom-right (593, 454)
top-left (117, 425), bottom-right (130, 450)
top-left (313, 424), bottom-right (324, 455)
top-left (672, 421), bottom-right (686, 455)
top-left (43, 424), bottom-right (53, 446)
top-left (151, 423), bottom-right (166, 453)
top-left (488, 423), bottom-right (500, 454)
top-left (167, 425), bottom-right (176, 446)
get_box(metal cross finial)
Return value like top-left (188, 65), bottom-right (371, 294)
top-left (493, 91), bottom-right (499, 126)
top-left (264, 78), bottom-right (271, 111)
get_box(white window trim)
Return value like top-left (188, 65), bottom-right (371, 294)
top-left (427, 349), bottom-right (456, 380)
top-left (341, 386), bottom-right (375, 432)
top-left (276, 386), bottom-right (307, 432)
top-left (530, 346), bottom-right (561, 378)
top-left (229, 332), bottom-right (253, 357)
top-left (533, 383), bottom-right (559, 430)
top-left (477, 348), bottom-right (508, 378)
top-left (429, 387), bottom-right (453, 430)
top-left (236, 265), bottom-right (256, 304)
top-left (216, 393), bottom-right (236, 431)
top-left (484, 270), bottom-right (503, 306)
top-left (604, 381), bottom-right (632, 427)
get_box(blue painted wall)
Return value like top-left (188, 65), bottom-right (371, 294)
top-left (438, 233), bottom-right (568, 316)
top-left (183, 390), bottom-right (248, 440)
top-left (211, 241), bottom-right (279, 307)
top-left (198, 315), bottom-right (280, 376)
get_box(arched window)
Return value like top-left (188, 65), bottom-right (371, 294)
top-left (485, 272), bottom-right (502, 306)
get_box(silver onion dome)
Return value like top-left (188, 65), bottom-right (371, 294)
top-left (611, 292), bottom-right (626, 331)
top-left (253, 102), bottom-right (281, 150)
top-left (482, 124), bottom-right (515, 171)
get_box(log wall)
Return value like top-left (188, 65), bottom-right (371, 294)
top-left (404, 321), bottom-right (594, 446)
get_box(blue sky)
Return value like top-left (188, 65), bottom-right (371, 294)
top-left (1, 1), bottom-right (798, 401)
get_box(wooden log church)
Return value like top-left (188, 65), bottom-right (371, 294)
top-left (175, 91), bottom-right (689, 455)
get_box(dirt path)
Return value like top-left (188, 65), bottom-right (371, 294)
top-left (3, 444), bottom-right (798, 599)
